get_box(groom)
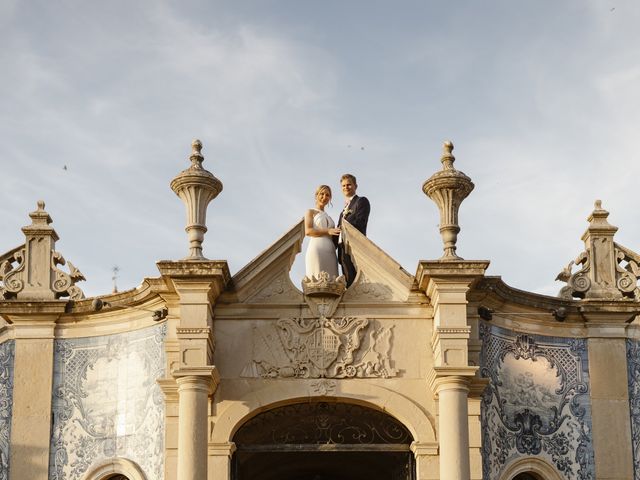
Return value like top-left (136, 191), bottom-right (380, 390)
top-left (337, 173), bottom-right (370, 287)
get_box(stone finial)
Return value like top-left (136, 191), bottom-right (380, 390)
top-left (0, 201), bottom-right (85, 300)
top-left (170, 139), bottom-right (223, 260)
top-left (556, 200), bottom-right (640, 300)
top-left (422, 141), bottom-right (474, 260)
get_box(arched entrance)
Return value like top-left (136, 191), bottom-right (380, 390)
top-left (513, 474), bottom-right (542, 480)
top-left (232, 402), bottom-right (415, 480)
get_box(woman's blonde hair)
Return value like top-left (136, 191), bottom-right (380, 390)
top-left (315, 184), bottom-right (332, 198)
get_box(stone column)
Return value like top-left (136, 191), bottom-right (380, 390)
top-left (174, 368), bottom-right (218, 480)
top-left (430, 373), bottom-right (474, 480)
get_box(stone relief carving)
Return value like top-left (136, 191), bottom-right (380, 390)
top-left (0, 341), bottom-right (15, 480)
top-left (626, 339), bottom-right (640, 480)
top-left (241, 316), bottom-right (397, 379)
top-left (480, 323), bottom-right (594, 480)
top-left (48, 324), bottom-right (166, 480)
top-left (248, 272), bottom-right (301, 303)
top-left (345, 271), bottom-right (393, 301)
top-left (309, 379), bottom-right (336, 396)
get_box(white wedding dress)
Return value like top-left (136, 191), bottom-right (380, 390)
top-left (305, 209), bottom-right (339, 279)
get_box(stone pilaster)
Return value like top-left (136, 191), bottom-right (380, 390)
top-left (417, 260), bottom-right (488, 480)
top-left (208, 442), bottom-right (236, 480)
top-left (1, 304), bottom-right (65, 480)
top-left (581, 308), bottom-right (634, 480)
top-left (157, 260), bottom-right (230, 480)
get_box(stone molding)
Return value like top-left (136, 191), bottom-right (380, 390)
top-left (81, 458), bottom-right (147, 480)
top-left (409, 441), bottom-right (439, 456)
top-left (208, 442), bottom-right (237, 457)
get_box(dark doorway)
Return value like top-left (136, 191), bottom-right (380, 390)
top-left (232, 402), bottom-right (415, 480)
top-left (513, 474), bottom-right (543, 480)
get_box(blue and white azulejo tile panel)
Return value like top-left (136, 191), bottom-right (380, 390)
top-left (479, 323), bottom-right (594, 480)
top-left (49, 324), bottom-right (166, 480)
top-left (0, 340), bottom-right (15, 480)
top-left (627, 339), bottom-right (640, 480)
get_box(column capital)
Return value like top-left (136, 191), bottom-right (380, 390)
top-left (427, 366), bottom-right (478, 396)
top-left (173, 366), bottom-right (220, 395)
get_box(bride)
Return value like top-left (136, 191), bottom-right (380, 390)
top-left (304, 185), bottom-right (341, 279)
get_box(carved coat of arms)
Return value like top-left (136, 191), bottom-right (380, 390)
top-left (241, 316), bottom-right (396, 379)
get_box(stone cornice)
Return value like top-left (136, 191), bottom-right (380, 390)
top-left (416, 260), bottom-right (490, 293)
top-left (157, 260), bottom-right (230, 281)
top-left (158, 260), bottom-right (230, 302)
top-left (473, 276), bottom-right (640, 325)
top-left (0, 300), bottom-right (67, 319)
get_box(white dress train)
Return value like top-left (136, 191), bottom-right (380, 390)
top-left (305, 209), bottom-right (339, 279)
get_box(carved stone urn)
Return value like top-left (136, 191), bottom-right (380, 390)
top-left (422, 141), bottom-right (474, 260)
top-left (171, 139), bottom-right (223, 260)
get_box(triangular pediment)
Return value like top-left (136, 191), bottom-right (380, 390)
top-left (225, 220), bottom-right (305, 304)
top-left (341, 221), bottom-right (414, 302)
top-left (222, 219), bottom-right (415, 304)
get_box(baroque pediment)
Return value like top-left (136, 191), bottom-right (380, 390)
top-left (226, 220), bottom-right (304, 304)
top-left (223, 219), bottom-right (414, 305)
top-left (341, 221), bottom-right (414, 302)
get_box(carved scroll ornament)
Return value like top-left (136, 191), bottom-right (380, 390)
top-left (556, 201), bottom-right (640, 300)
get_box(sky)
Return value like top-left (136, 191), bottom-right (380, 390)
top-left (1, 0), bottom-right (639, 298)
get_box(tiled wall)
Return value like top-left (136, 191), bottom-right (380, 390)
top-left (0, 340), bottom-right (15, 480)
top-left (49, 324), bottom-right (166, 480)
top-left (479, 323), bottom-right (594, 479)
top-left (627, 339), bottom-right (640, 480)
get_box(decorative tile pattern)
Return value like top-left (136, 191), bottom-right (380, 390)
top-left (0, 341), bottom-right (15, 480)
top-left (480, 323), bottom-right (594, 480)
top-left (627, 339), bottom-right (640, 479)
top-left (49, 324), bottom-right (166, 480)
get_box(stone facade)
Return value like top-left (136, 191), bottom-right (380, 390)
top-left (1, 140), bottom-right (639, 480)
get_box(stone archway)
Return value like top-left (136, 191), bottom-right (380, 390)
top-left (231, 401), bottom-right (415, 480)
top-left (81, 458), bottom-right (147, 480)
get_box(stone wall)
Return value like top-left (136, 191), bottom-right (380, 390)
top-left (479, 323), bottom-right (594, 479)
top-left (48, 324), bottom-right (166, 480)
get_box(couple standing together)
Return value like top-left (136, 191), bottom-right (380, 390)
top-left (304, 173), bottom-right (370, 287)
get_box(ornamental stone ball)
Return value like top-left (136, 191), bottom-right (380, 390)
top-left (422, 141), bottom-right (474, 260)
top-left (170, 139), bottom-right (223, 260)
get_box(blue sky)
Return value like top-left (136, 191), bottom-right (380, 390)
top-left (1, 0), bottom-right (639, 297)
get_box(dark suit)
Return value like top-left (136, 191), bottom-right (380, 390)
top-left (337, 195), bottom-right (370, 287)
